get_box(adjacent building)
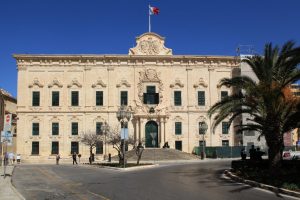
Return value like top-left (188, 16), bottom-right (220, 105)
top-left (0, 89), bottom-right (17, 156)
top-left (15, 32), bottom-right (239, 161)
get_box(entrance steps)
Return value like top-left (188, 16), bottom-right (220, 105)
top-left (112, 148), bottom-right (200, 161)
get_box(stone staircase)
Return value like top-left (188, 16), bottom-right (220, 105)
top-left (111, 148), bottom-right (200, 162)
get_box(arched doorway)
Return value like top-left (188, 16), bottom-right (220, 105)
top-left (145, 121), bottom-right (158, 148)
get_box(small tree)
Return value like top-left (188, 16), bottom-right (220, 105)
top-left (134, 140), bottom-right (145, 165)
top-left (80, 131), bottom-right (103, 164)
top-left (106, 126), bottom-right (135, 165)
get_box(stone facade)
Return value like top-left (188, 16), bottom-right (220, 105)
top-left (15, 32), bottom-right (238, 161)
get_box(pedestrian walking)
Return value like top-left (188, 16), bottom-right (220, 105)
top-left (56, 154), bottom-right (60, 165)
top-left (72, 152), bottom-right (78, 165)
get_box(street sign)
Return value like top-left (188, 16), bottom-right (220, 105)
top-left (3, 114), bottom-right (12, 131)
top-left (1, 131), bottom-right (13, 145)
top-left (121, 128), bottom-right (128, 140)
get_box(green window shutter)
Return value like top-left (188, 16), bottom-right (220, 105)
top-left (120, 91), bottom-right (128, 105)
top-left (32, 142), bottom-right (39, 155)
top-left (51, 142), bottom-right (59, 154)
top-left (72, 122), bottom-right (78, 135)
top-left (175, 141), bottom-right (182, 151)
top-left (52, 123), bottom-right (59, 135)
top-left (96, 141), bottom-right (103, 154)
top-left (32, 123), bottom-right (39, 136)
top-left (71, 91), bottom-right (79, 106)
top-left (71, 142), bottom-right (79, 154)
top-left (52, 91), bottom-right (59, 106)
top-left (175, 122), bottom-right (182, 135)
top-left (96, 122), bottom-right (103, 135)
top-left (221, 91), bottom-right (228, 100)
top-left (174, 91), bottom-right (182, 106)
top-left (222, 140), bottom-right (229, 146)
top-left (198, 91), bottom-right (205, 106)
top-left (147, 86), bottom-right (156, 93)
top-left (96, 91), bottom-right (103, 106)
top-left (222, 122), bottom-right (229, 134)
top-left (32, 91), bottom-right (40, 106)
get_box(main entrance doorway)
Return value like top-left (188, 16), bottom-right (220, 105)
top-left (145, 121), bottom-right (158, 148)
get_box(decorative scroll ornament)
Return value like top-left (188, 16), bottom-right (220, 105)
top-left (29, 78), bottom-right (44, 88)
top-left (170, 79), bottom-right (184, 88)
top-left (92, 78), bottom-right (107, 88)
top-left (129, 32), bottom-right (172, 55)
top-left (67, 78), bottom-right (82, 88)
top-left (193, 78), bottom-right (208, 88)
top-left (48, 78), bottom-right (63, 88)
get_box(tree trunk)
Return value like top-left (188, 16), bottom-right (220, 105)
top-left (89, 147), bottom-right (93, 164)
top-left (265, 131), bottom-right (283, 173)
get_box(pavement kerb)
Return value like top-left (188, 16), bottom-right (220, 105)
top-left (224, 170), bottom-right (300, 198)
top-left (79, 163), bottom-right (160, 171)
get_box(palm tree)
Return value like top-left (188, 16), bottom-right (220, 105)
top-left (208, 41), bottom-right (300, 170)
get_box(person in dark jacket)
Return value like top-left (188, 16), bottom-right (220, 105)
top-left (72, 152), bottom-right (78, 165)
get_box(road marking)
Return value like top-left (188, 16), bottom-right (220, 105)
top-left (88, 190), bottom-right (110, 200)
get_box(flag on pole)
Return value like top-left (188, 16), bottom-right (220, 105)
top-left (149, 6), bottom-right (160, 15)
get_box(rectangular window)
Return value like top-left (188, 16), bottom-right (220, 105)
top-left (199, 140), bottom-right (206, 147)
top-left (144, 86), bottom-right (158, 104)
top-left (96, 141), bottom-right (103, 154)
top-left (96, 91), bottom-right (103, 106)
top-left (71, 142), bottom-right (79, 154)
top-left (32, 123), bottom-right (39, 136)
top-left (52, 91), bottom-right (59, 106)
top-left (198, 91), bottom-right (205, 106)
top-left (71, 122), bottom-right (78, 135)
top-left (32, 91), bottom-right (40, 106)
top-left (221, 91), bottom-right (228, 100)
top-left (71, 91), bottom-right (79, 106)
top-left (175, 122), bottom-right (182, 135)
top-left (120, 91), bottom-right (128, 105)
top-left (222, 140), bottom-right (229, 147)
top-left (175, 141), bottom-right (182, 151)
top-left (52, 123), bottom-right (59, 135)
top-left (32, 142), bottom-right (39, 155)
top-left (96, 122), bottom-right (103, 135)
top-left (51, 142), bottom-right (59, 154)
top-left (174, 91), bottom-right (182, 106)
top-left (222, 122), bottom-right (229, 134)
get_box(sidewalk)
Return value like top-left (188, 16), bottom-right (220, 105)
top-left (0, 165), bottom-right (25, 200)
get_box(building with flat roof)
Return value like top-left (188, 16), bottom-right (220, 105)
top-left (15, 32), bottom-right (239, 162)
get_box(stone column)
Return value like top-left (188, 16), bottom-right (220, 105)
top-left (158, 118), bottom-right (162, 148)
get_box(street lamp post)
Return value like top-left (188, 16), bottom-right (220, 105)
top-left (199, 122), bottom-right (208, 159)
top-left (101, 121), bottom-right (110, 161)
top-left (116, 105), bottom-right (131, 168)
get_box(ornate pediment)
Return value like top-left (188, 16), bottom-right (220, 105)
top-left (129, 32), bottom-right (172, 55)
top-left (48, 78), bottom-right (63, 88)
top-left (29, 78), bottom-right (44, 88)
top-left (92, 78), bottom-right (107, 88)
top-left (170, 79), bottom-right (184, 88)
top-left (193, 78), bottom-right (208, 88)
top-left (67, 79), bottom-right (82, 88)
top-left (116, 79), bottom-right (131, 88)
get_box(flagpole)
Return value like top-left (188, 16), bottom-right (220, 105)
top-left (148, 5), bottom-right (151, 32)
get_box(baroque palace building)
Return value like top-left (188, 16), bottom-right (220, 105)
top-left (15, 32), bottom-right (239, 161)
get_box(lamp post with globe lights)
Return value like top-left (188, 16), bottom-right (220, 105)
top-left (100, 121), bottom-right (110, 160)
top-left (199, 121), bottom-right (208, 159)
top-left (116, 105), bottom-right (132, 168)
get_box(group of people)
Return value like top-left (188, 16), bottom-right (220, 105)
top-left (2, 152), bottom-right (21, 165)
top-left (55, 152), bottom-right (80, 165)
top-left (241, 145), bottom-right (265, 161)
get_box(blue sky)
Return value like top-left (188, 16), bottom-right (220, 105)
top-left (1, 0), bottom-right (300, 97)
